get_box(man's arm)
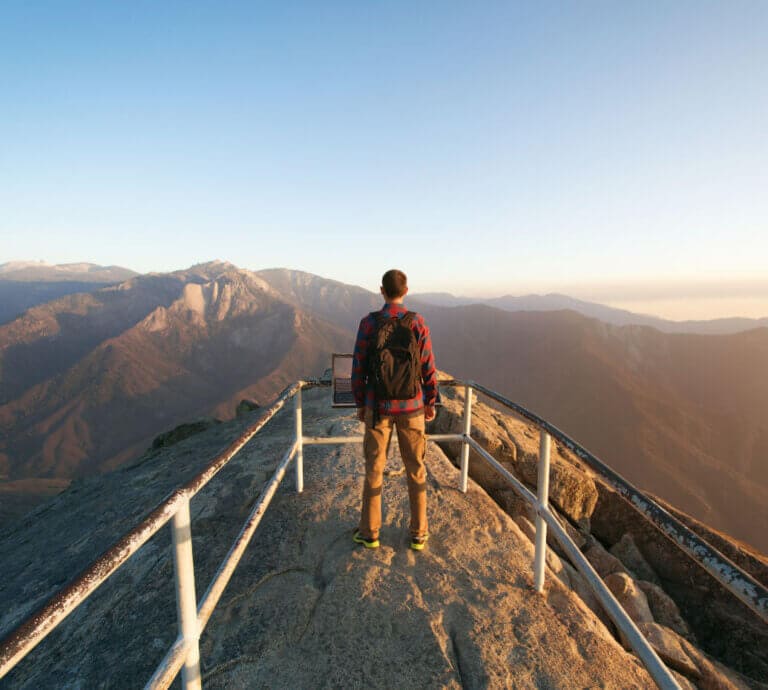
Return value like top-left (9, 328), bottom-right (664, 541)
top-left (351, 316), bottom-right (371, 419)
top-left (417, 317), bottom-right (438, 420)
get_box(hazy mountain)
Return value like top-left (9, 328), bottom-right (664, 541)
top-left (420, 304), bottom-right (768, 552)
top-left (0, 262), bottom-right (350, 482)
top-left (0, 261), bottom-right (139, 325)
top-left (412, 291), bottom-right (768, 335)
top-left (255, 268), bottom-right (380, 332)
top-left (0, 261), bottom-right (137, 282)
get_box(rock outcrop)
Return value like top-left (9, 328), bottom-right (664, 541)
top-left (0, 388), bottom-right (656, 689)
top-left (590, 482), bottom-right (768, 683)
top-left (637, 581), bottom-right (695, 642)
top-left (1, 382), bottom-right (765, 689)
top-left (637, 622), bottom-right (701, 679)
top-left (235, 398), bottom-right (260, 417)
top-left (150, 418), bottom-right (221, 449)
top-left (610, 532), bottom-right (661, 585)
top-left (429, 382), bottom-right (768, 688)
top-left (584, 538), bottom-right (630, 578)
top-left (430, 389), bottom-right (598, 527)
top-left (604, 572), bottom-right (655, 626)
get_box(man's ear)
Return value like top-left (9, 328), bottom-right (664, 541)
top-left (402, 287), bottom-right (409, 297)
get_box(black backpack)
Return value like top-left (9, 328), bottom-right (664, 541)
top-left (368, 311), bottom-right (422, 400)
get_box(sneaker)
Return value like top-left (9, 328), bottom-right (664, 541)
top-left (410, 534), bottom-right (429, 551)
top-left (352, 529), bottom-right (380, 549)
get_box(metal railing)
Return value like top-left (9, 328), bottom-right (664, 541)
top-left (1, 378), bottom-right (766, 690)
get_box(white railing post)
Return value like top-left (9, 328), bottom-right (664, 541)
top-left (295, 387), bottom-right (304, 493)
top-left (171, 496), bottom-right (201, 690)
top-left (534, 431), bottom-right (551, 593)
top-left (459, 384), bottom-right (472, 493)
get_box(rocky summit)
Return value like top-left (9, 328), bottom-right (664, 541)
top-left (2, 385), bottom-right (765, 689)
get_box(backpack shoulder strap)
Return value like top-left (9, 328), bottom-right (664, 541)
top-left (372, 311), bottom-right (393, 328)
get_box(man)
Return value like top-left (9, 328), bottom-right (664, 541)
top-left (351, 269), bottom-right (438, 551)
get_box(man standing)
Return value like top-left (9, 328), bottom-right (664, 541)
top-left (351, 269), bottom-right (438, 551)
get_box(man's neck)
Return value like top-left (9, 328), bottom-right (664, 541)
top-left (385, 299), bottom-right (404, 306)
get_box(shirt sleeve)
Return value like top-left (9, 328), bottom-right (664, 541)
top-left (417, 318), bottom-right (438, 406)
top-left (351, 317), bottom-right (370, 407)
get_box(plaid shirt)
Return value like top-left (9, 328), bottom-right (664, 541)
top-left (351, 303), bottom-right (438, 415)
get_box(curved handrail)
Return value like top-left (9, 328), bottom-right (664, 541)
top-left (465, 380), bottom-right (768, 623)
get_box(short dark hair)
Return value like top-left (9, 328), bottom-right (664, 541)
top-left (381, 269), bottom-right (408, 299)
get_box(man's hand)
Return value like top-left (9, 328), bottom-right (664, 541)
top-left (357, 407), bottom-right (366, 423)
top-left (424, 405), bottom-right (436, 422)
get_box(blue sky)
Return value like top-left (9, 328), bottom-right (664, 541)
top-left (1, 2), bottom-right (766, 316)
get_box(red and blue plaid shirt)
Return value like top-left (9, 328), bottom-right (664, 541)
top-left (351, 303), bottom-right (438, 415)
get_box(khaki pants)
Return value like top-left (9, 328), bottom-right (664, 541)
top-left (359, 408), bottom-right (428, 540)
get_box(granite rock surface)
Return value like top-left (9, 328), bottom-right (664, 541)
top-left (0, 388), bottom-right (654, 689)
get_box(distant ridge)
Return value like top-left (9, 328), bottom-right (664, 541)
top-left (418, 303), bottom-right (768, 553)
top-left (0, 262), bottom-right (140, 325)
top-left (412, 291), bottom-right (768, 335)
top-left (0, 261), bottom-right (137, 283)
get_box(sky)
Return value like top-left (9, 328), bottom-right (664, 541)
top-left (1, 1), bottom-right (766, 319)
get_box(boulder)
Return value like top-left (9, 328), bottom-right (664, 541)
top-left (671, 671), bottom-right (699, 690)
top-left (590, 481), bottom-right (768, 683)
top-left (637, 622), bottom-right (700, 678)
top-left (635, 625), bottom-right (759, 690)
top-left (550, 507), bottom-right (587, 550)
top-left (150, 418), bottom-right (221, 449)
top-left (678, 637), bottom-right (754, 690)
top-left (514, 449), bottom-right (598, 527)
top-left (560, 560), bottom-right (613, 632)
top-left (604, 572), bottom-right (654, 626)
top-left (584, 540), bottom-right (630, 579)
top-left (236, 398), bottom-right (260, 417)
top-left (637, 581), bottom-right (694, 642)
top-left (492, 487), bottom-right (535, 522)
top-left (437, 385), bottom-right (766, 685)
top-left (431, 396), bottom-right (515, 491)
top-left (610, 533), bottom-right (660, 585)
top-left (500, 491), bottom-right (585, 563)
top-left (433, 392), bottom-right (598, 525)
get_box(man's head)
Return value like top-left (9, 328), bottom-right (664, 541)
top-left (381, 269), bottom-right (408, 302)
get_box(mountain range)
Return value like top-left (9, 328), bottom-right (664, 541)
top-left (0, 263), bottom-right (348, 480)
top-left (0, 262), bottom-right (138, 325)
top-left (412, 291), bottom-right (768, 335)
top-left (3, 261), bottom-right (766, 336)
top-left (417, 303), bottom-right (768, 553)
top-left (1, 262), bottom-right (766, 554)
